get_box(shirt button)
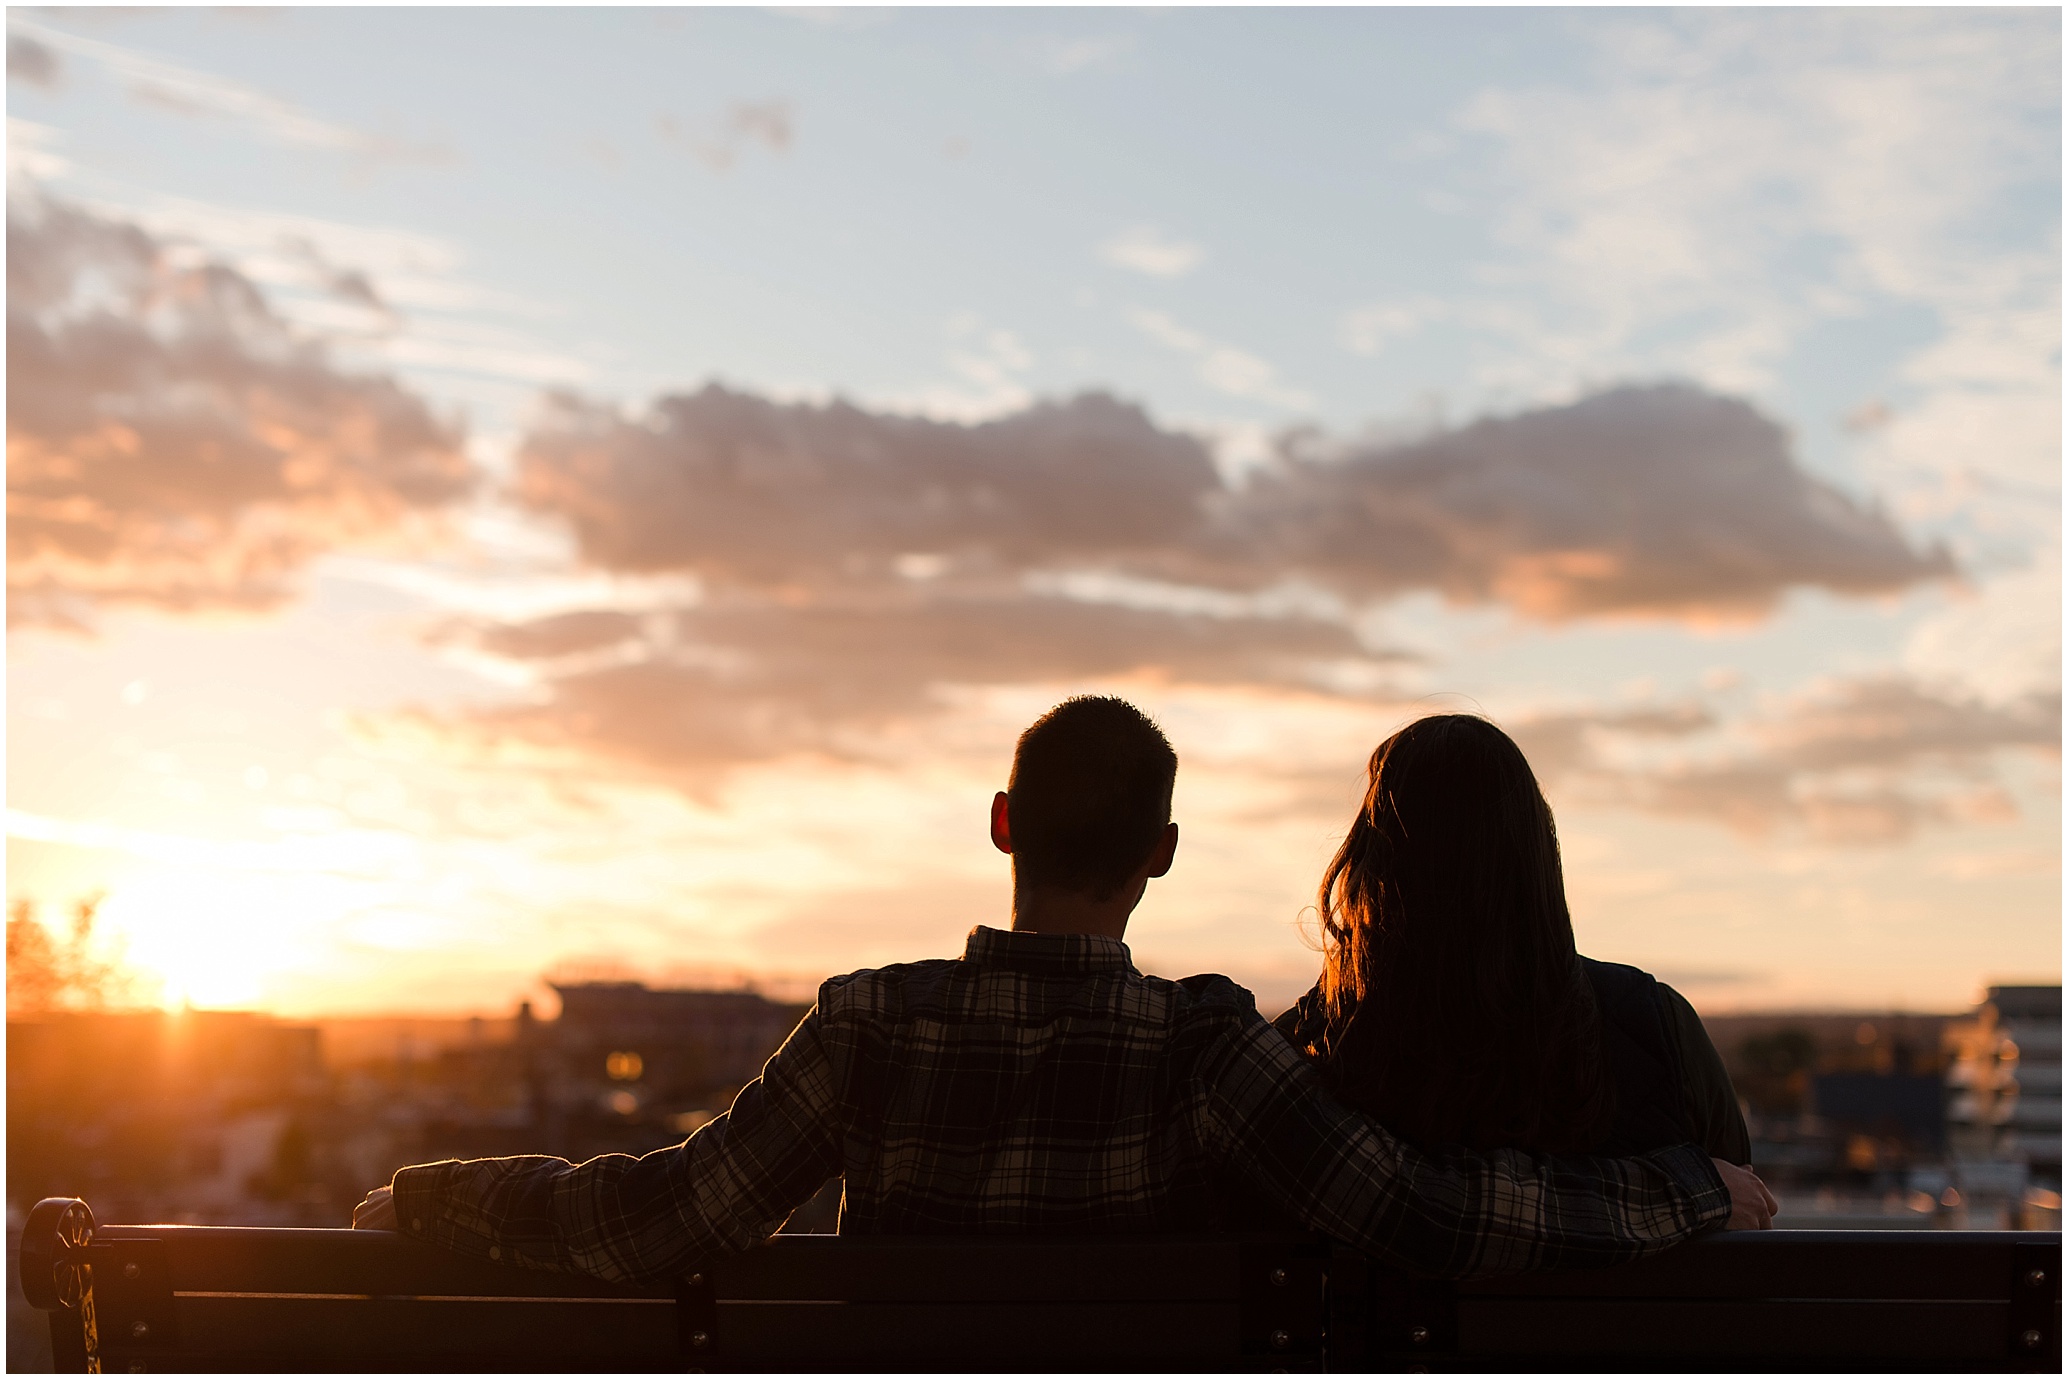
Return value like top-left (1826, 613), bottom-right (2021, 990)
top-left (411, 1219), bottom-right (422, 1231)
top-left (488, 1246), bottom-right (500, 1261)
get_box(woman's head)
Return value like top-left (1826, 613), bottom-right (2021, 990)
top-left (1310, 714), bottom-right (1611, 1150)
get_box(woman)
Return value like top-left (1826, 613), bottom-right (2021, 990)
top-left (1276, 714), bottom-right (1750, 1161)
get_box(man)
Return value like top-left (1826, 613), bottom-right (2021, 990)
top-left (356, 696), bottom-right (1773, 1281)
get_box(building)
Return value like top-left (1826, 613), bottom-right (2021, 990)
top-left (551, 981), bottom-right (800, 1095)
top-left (435, 981), bottom-right (806, 1164)
top-left (1947, 985), bottom-right (2062, 1186)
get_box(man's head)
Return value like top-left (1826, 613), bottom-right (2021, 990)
top-left (994, 696), bottom-right (1178, 902)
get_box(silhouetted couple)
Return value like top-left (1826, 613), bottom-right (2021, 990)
top-left (354, 697), bottom-right (1772, 1280)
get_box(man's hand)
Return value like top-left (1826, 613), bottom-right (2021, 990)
top-left (352, 1185), bottom-right (397, 1231)
top-left (1712, 1159), bottom-right (1777, 1230)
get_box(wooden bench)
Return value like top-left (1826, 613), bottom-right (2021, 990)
top-left (21, 1197), bottom-right (2059, 1372)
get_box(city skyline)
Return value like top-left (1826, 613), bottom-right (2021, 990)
top-left (6, 8), bottom-right (2059, 1018)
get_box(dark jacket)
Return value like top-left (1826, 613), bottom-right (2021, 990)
top-left (1273, 956), bottom-right (1752, 1165)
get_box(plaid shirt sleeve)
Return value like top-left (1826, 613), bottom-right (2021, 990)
top-left (1190, 1008), bottom-right (1732, 1278)
top-left (389, 1005), bottom-right (843, 1284)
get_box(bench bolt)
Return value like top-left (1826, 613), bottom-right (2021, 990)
top-left (689, 1273), bottom-right (704, 1287)
top-left (131, 1321), bottom-right (149, 1339)
top-left (1270, 1329), bottom-right (1290, 1350)
top-left (2022, 1329), bottom-right (2043, 1350)
top-left (123, 1261), bottom-right (141, 1279)
top-left (1409, 1325), bottom-right (1430, 1347)
top-left (691, 1330), bottom-right (711, 1350)
top-left (2026, 1268), bottom-right (2047, 1288)
top-left (1269, 1267), bottom-right (1286, 1286)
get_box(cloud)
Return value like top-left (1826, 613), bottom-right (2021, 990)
top-left (1508, 701), bottom-right (1717, 782)
top-left (326, 556), bottom-right (703, 627)
top-left (413, 591), bottom-right (1364, 779)
top-left (771, 9), bottom-right (897, 33)
top-left (1755, 675), bottom-right (2058, 773)
top-left (511, 386), bottom-right (1223, 588)
top-left (1100, 226), bottom-right (1206, 279)
top-left (1339, 298), bottom-right (1448, 356)
top-left (7, 117), bottom-right (68, 184)
top-left (658, 101), bottom-right (795, 172)
top-left (889, 316), bottom-right (1038, 421)
top-left (1903, 552), bottom-right (2061, 703)
top-left (8, 33), bottom-right (59, 88)
top-left (1227, 383), bottom-right (1954, 619)
top-left (1128, 309), bottom-right (1314, 410)
top-left (7, 16), bottom-right (441, 164)
top-left (284, 235), bottom-right (396, 323)
top-left (6, 195), bottom-right (474, 630)
top-left (1518, 675), bottom-right (2059, 844)
top-left (77, 190), bottom-right (596, 390)
top-left (508, 381), bottom-right (1948, 619)
top-left (1029, 34), bottom-right (1133, 75)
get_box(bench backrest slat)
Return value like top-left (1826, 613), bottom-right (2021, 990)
top-left (92, 1224), bottom-right (672, 1299)
top-left (24, 1201), bottom-right (2058, 1373)
top-left (1462, 1229), bottom-right (2037, 1299)
top-left (712, 1233), bottom-right (1245, 1301)
top-left (1454, 1297), bottom-right (2012, 1361)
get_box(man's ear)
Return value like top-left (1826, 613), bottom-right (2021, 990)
top-left (1146, 821), bottom-right (1179, 878)
top-left (990, 790), bottom-right (1013, 855)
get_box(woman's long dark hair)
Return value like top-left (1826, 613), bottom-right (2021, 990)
top-left (1306, 714), bottom-right (1614, 1152)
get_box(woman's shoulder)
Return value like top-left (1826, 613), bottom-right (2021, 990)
top-left (1579, 954), bottom-right (1662, 996)
top-left (1579, 957), bottom-right (1706, 1048)
top-left (1580, 953), bottom-right (1752, 1162)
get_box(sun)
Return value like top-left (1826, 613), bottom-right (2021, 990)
top-left (97, 868), bottom-right (377, 1011)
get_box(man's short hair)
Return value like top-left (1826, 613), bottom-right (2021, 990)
top-left (1007, 696), bottom-right (1178, 900)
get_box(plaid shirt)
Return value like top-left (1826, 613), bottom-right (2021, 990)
top-left (392, 927), bottom-right (1729, 1284)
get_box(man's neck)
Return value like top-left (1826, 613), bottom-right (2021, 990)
top-left (1007, 884), bottom-right (1140, 942)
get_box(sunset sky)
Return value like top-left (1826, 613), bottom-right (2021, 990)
top-left (7, 7), bottom-right (2059, 1019)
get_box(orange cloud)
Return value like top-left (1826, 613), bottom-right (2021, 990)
top-left (417, 591), bottom-right (1369, 780)
top-left (1517, 677), bottom-right (2059, 844)
top-left (1232, 383), bottom-right (1955, 619)
top-left (7, 196), bottom-right (473, 629)
top-left (513, 387), bottom-right (1220, 589)
top-left (516, 381), bottom-right (1952, 620)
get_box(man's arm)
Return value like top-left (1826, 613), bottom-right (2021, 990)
top-left (382, 1006), bottom-right (844, 1284)
top-left (1191, 1013), bottom-right (1737, 1278)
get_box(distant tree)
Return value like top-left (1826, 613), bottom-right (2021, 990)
top-left (7, 899), bottom-right (64, 1014)
top-left (250, 1116), bottom-right (317, 1203)
top-left (6, 894), bottom-right (141, 1015)
top-left (1735, 1027), bottom-right (1819, 1117)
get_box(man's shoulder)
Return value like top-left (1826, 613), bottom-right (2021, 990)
top-left (816, 958), bottom-right (963, 1019)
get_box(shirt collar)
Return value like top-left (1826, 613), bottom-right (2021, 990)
top-left (962, 925), bottom-right (1138, 976)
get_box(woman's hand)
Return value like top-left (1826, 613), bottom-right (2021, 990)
top-left (1712, 1159), bottom-right (1778, 1230)
top-left (351, 1185), bottom-right (397, 1230)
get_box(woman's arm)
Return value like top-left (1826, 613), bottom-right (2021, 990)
top-left (1657, 983), bottom-right (1753, 1166)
